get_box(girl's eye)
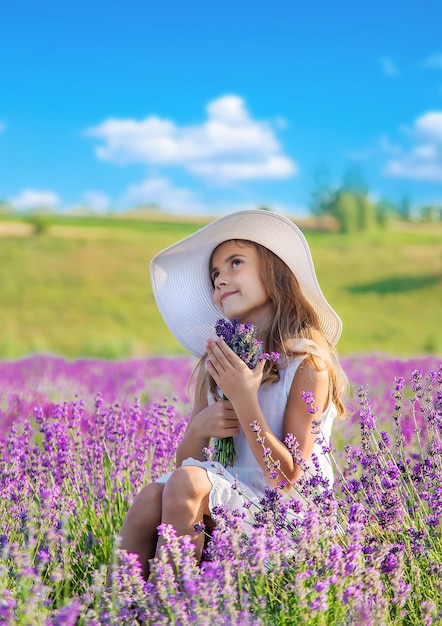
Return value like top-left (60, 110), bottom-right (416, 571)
top-left (211, 271), bottom-right (219, 282)
top-left (232, 258), bottom-right (242, 268)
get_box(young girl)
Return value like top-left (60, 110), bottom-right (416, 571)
top-left (116, 209), bottom-right (347, 580)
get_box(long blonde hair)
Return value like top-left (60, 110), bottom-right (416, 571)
top-left (194, 239), bottom-right (348, 418)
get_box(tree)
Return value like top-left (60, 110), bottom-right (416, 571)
top-left (396, 196), bottom-right (412, 220)
top-left (420, 204), bottom-right (442, 222)
top-left (309, 166), bottom-right (387, 233)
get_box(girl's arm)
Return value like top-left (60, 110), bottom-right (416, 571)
top-left (205, 338), bottom-right (329, 487)
top-left (175, 364), bottom-right (240, 467)
top-left (280, 359), bottom-right (330, 482)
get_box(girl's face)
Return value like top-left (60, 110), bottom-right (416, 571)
top-left (210, 240), bottom-right (270, 328)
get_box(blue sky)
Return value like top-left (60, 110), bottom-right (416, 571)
top-left (1, 0), bottom-right (442, 216)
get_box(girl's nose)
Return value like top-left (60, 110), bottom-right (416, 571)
top-left (215, 274), bottom-right (227, 288)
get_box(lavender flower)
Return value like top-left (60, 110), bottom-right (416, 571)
top-left (212, 318), bottom-right (279, 467)
top-left (1, 354), bottom-right (442, 623)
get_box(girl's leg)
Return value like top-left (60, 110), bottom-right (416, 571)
top-left (159, 465), bottom-right (213, 562)
top-left (116, 482), bottom-right (165, 580)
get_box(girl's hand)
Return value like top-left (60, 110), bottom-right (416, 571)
top-left (205, 337), bottom-right (264, 404)
top-left (186, 399), bottom-right (240, 440)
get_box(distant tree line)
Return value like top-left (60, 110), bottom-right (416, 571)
top-left (2, 170), bottom-right (442, 237)
top-left (308, 166), bottom-right (442, 233)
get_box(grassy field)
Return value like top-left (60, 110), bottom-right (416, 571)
top-left (1, 213), bottom-right (441, 359)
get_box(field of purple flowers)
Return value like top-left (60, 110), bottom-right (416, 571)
top-left (1, 354), bottom-right (442, 624)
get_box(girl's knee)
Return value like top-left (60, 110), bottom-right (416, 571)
top-left (125, 482), bottom-right (163, 529)
top-left (163, 466), bottom-right (211, 503)
top-left (135, 482), bottom-right (164, 507)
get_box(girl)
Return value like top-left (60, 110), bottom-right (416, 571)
top-left (116, 209), bottom-right (347, 580)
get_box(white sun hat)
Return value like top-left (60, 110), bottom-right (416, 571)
top-left (150, 210), bottom-right (342, 357)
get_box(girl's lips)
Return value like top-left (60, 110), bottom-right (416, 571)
top-left (221, 291), bottom-right (237, 303)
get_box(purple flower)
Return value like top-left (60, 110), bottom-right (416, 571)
top-left (213, 318), bottom-right (279, 467)
top-left (1, 353), bottom-right (442, 623)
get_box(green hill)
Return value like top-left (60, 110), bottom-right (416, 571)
top-left (1, 214), bottom-right (441, 358)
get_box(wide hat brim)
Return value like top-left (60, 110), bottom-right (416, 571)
top-left (150, 210), bottom-right (342, 357)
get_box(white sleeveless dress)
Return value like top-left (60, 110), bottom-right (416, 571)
top-left (156, 352), bottom-right (337, 530)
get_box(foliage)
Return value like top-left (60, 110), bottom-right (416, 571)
top-left (309, 166), bottom-right (441, 229)
top-left (315, 190), bottom-right (387, 234)
top-left (421, 204), bottom-right (442, 222)
top-left (1, 355), bottom-right (442, 624)
top-left (25, 214), bottom-right (52, 236)
top-left (309, 166), bottom-right (388, 233)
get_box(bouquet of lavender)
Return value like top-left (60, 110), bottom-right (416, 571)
top-left (212, 318), bottom-right (279, 467)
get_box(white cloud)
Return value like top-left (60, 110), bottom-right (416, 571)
top-left (82, 191), bottom-right (111, 213)
top-left (122, 177), bottom-right (209, 214)
top-left (189, 155), bottom-right (296, 182)
top-left (9, 189), bottom-right (61, 210)
top-left (411, 144), bottom-right (438, 159)
top-left (383, 110), bottom-right (442, 181)
top-left (347, 135), bottom-right (405, 164)
top-left (86, 95), bottom-right (297, 184)
top-left (415, 111), bottom-right (442, 141)
top-left (422, 53), bottom-right (442, 69)
top-left (122, 177), bottom-right (308, 216)
top-left (380, 57), bottom-right (399, 77)
top-left (385, 160), bottom-right (442, 181)
top-left (206, 96), bottom-right (249, 123)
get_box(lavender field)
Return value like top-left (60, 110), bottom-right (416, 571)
top-left (1, 354), bottom-right (442, 624)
